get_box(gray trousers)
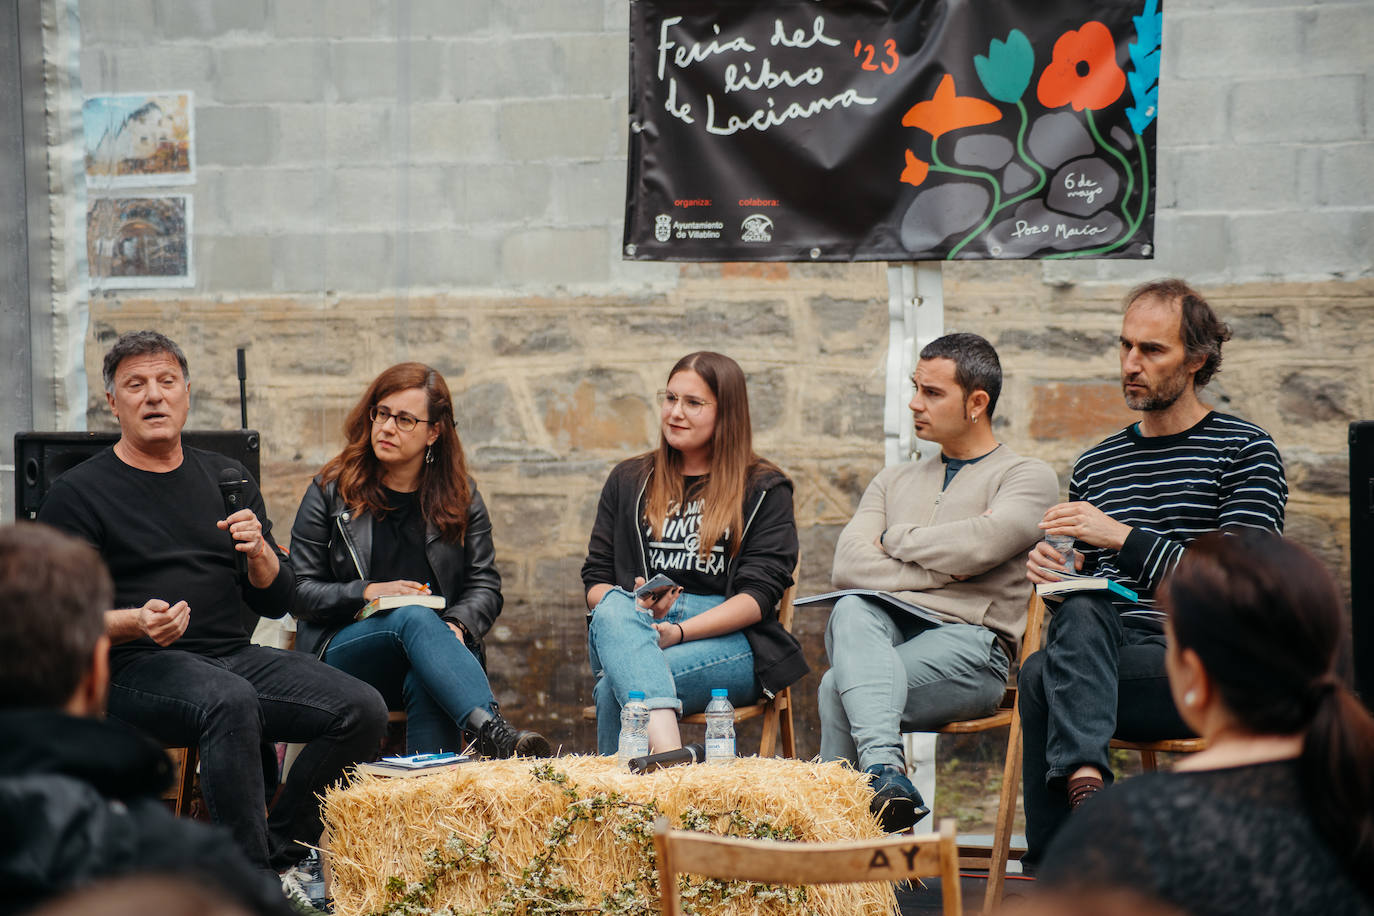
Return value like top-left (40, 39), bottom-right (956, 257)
top-left (819, 595), bottom-right (1008, 772)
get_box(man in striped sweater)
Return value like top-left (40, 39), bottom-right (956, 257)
top-left (1019, 279), bottom-right (1288, 868)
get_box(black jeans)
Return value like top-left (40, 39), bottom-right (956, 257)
top-left (1017, 594), bottom-right (1192, 868)
top-left (109, 643), bottom-right (388, 871)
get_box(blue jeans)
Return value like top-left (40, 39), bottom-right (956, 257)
top-left (818, 595), bottom-right (1008, 771)
top-left (1018, 593), bottom-right (1193, 868)
top-left (588, 589), bottom-right (759, 755)
top-left (324, 604), bottom-right (496, 754)
top-left (109, 643), bottom-right (388, 872)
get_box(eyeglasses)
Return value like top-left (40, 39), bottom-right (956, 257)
top-left (369, 405), bottom-right (433, 432)
top-left (656, 390), bottom-right (715, 417)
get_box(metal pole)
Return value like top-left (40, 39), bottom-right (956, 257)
top-left (886, 261), bottom-right (945, 815)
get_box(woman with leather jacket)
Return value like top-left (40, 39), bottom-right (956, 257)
top-left (581, 351), bottom-right (805, 757)
top-left (289, 363), bottom-right (549, 759)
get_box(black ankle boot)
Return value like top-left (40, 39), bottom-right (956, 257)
top-left (465, 706), bottom-right (552, 759)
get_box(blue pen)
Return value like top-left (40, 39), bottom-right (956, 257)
top-left (411, 752), bottom-right (458, 763)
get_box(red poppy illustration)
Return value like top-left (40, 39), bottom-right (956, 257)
top-left (900, 150), bottom-right (930, 187)
top-left (1037, 21), bottom-right (1127, 112)
top-left (902, 74), bottom-right (1002, 139)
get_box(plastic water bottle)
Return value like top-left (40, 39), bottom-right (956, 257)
top-left (617, 690), bottom-right (650, 769)
top-left (704, 688), bottom-right (735, 764)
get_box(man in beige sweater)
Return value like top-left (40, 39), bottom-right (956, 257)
top-left (819, 333), bottom-right (1058, 831)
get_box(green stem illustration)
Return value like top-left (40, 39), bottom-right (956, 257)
top-left (1086, 108), bottom-right (1136, 222)
top-left (1047, 135), bottom-right (1149, 259)
top-left (1000, 100), bottom-right (1048, 211)
top-left (933, 138), bottom-right (1003, 260)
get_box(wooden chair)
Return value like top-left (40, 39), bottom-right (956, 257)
top-left (654, 816), bottom-right (962, 916)
top-left (909, 592), bottom-right (1047, 914)
top-left (582, 567), bottom-right (800, 758)
top-left (162, 745), bottom-right (199, 817)
top-left (957, 593), bottom-right (1206, 911)
top-left (1109, 735), bottom-right (1207, 770)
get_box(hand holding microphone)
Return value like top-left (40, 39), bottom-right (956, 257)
top-left (216, 468), bottom-right (255, 578)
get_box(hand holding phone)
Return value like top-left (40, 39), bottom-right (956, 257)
top-left (634, 573), bottom-right (679, 603)
top-left (635, 574), bottom-right (682, 620)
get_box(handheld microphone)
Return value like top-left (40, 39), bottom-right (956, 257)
top-left (628, 743), bottom-right (706, 774)
top-left (218, 467), bottom-right (248, 578)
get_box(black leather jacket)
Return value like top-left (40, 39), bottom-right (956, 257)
top-left (289, 477), bottom-right (502, 665)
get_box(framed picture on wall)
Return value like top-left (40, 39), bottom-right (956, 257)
top-left (86, 194), bottom-right (194, 289)
top-left (83, 91), bottom-right (195, 188)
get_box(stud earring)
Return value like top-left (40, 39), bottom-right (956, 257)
top-left (1184, 690), bottom-right (1198, 707)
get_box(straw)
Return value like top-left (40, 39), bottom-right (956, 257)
top-left (322, 755), bottom-right (899, 915)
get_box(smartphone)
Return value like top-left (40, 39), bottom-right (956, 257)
top-left (634, 573), bottom-right (679, 603)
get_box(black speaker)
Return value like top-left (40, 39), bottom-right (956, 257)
top-left (14, 430), bottom-right (261, 520)
top-left (1351, 422), bottom-right (1374, 706)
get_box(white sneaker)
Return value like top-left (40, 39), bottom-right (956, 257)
top-left (280, 863), bottom-right (325, 913)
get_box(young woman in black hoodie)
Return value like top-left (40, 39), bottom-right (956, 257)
top-left (581, 351), bottom-right (806, 755)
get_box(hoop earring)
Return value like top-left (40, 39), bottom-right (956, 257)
top-left (425, 445), bottom-right (434, 465)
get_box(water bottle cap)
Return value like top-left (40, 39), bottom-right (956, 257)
top-left (711, 688), bottom-right (728, 697)
top-left (628, 690), bottom-right (646, 700)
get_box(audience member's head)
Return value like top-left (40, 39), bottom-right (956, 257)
top-left (28, 875), bottom-right (253, 916)
top-left (1162, 530), bottom-right (1374, 893)
top-left (998, 887), bottom-right (1187, 916)
top-left (0, 522), bottom-right (112, 714)
top-left (918, 331), bottom-right (1003, 419)
top-left (1123, 278), bottom-right (1231, 389)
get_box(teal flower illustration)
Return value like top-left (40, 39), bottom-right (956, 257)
top-left (1126, 0), bottom-right (1162, 134)
top-left (974, 29), bottom-right (1034, 104)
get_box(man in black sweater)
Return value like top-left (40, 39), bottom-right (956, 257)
top-left (0, 522), bottom-right (295, 915)
top-left (38, 331), bottom-right (387, 884)
top-left (1019, 279), bottom-right (1288, 867)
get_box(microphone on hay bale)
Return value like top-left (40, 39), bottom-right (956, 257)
top-left (628, 743), bottom-right (706, 774)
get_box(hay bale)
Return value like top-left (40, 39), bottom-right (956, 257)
top-left (322, 755), bottom-right (898, 915)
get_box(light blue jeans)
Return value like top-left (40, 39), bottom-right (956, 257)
top-left (818, 595), bottom-right (1008, 772)
top-left (588, 588), bottom-right (758, 755)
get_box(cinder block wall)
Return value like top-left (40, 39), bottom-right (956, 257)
top-left (72, 0), bottom-right (1374, 754)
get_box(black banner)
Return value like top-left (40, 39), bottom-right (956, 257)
top-left (624, 0), bottom-right (1160, 262)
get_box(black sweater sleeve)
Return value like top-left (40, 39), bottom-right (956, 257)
top-left (239, 469), bottom-right (294, 620)
top-left (731, 483), bottom-right (798, 618)
top-left (580, 464), bottom-right (629, 593)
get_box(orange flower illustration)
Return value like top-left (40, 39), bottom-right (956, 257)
top-left (1037, 21), bottom-right (1127, 112)
top-left (901, 150), bottom-right (930, 187)
top-left (902, 74), bottom-right (1001, 139)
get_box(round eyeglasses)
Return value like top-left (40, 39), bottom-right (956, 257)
top-left (656, 390), bottom-right (715, 417)
top-left (369, 405), bottom-right (434, 432)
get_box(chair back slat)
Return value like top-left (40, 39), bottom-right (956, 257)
top-left (654, 817), bottom-right (961, 916)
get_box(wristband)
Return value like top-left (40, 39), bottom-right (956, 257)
top-left (675, 622), bottom-right (686, 645)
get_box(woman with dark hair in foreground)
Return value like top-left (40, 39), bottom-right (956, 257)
top-left (1038, 530), bottom-right (1374, 915)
